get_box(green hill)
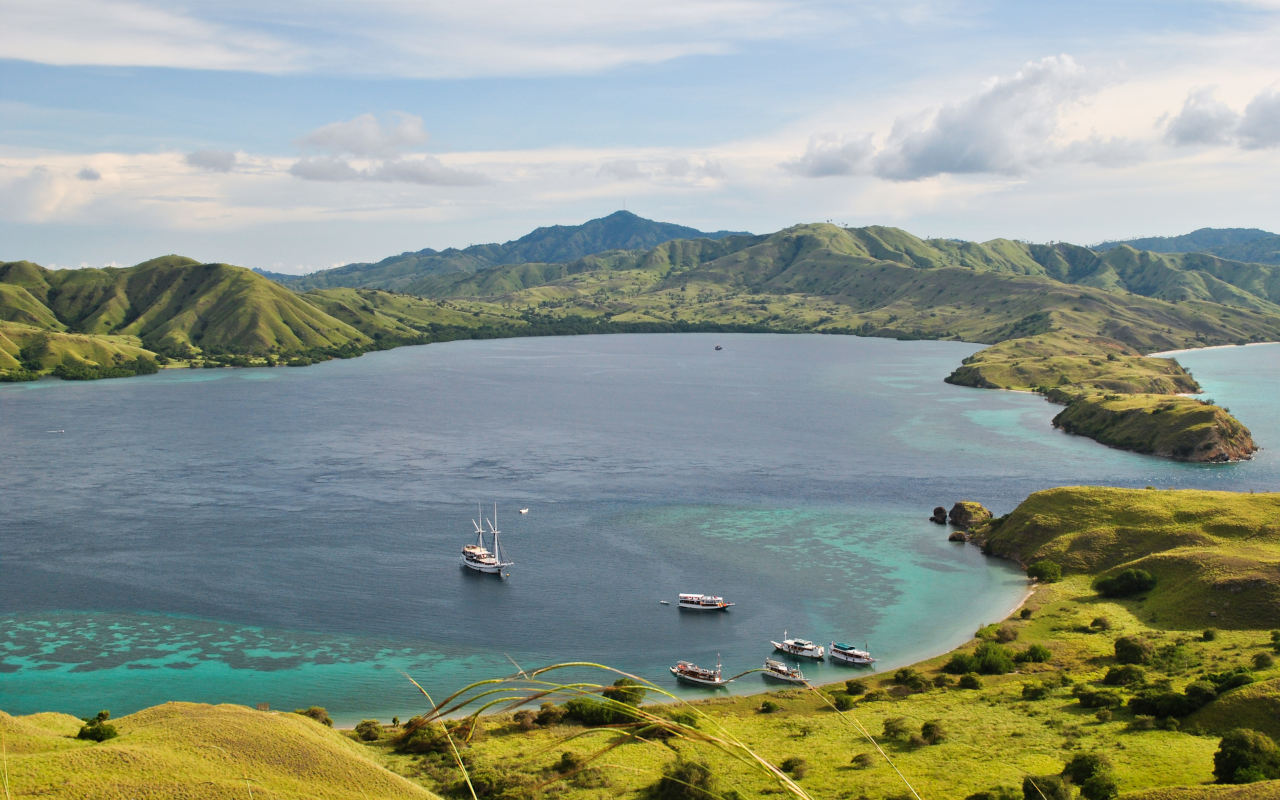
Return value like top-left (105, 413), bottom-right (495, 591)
top-left (276, 210), bottom-right (748, 292)
top-left (978, 486), bottom-right (1280, 628)
top-left (1097, 227), bottom-right (1280, 267)
top-left (0, 702), bottom-right (438, 799)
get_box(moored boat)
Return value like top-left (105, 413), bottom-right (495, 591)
top-left (761, 658), bottom-right (806, 683)
top-left (677, 593), bottom-right (734, 611)
top-left (461, 504), bottom-right (513, 576)
top-left (829, 641), bottom-right (875, 666)
top-left (670, 658), bottom-right (731, 687)
top-left (771, 631), bottom-right (825, 659)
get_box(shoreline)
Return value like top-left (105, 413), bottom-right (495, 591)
top-left (1148, 340), bottom-right (1280, 358)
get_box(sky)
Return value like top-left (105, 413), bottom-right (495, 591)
top-left (2, 0), bottom-right (1279, 274)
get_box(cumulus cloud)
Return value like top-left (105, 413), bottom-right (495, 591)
top-left (1164, 88), bottom-right (1240, 145)
top-left (783, 134), bottom-right (874, 177)
top-left (873, 55), bottom-right (1093, 180)
top-left (185, 149), bottom-right (237, 172)
top-left (1163, 86), bottom-right (1280, 149)
top-left (77, 167), bottom-right (101, 180)
top-left (1238, 88), bottom-right (1280, 148)
top-left (296, 112), bottom-right (430, 157)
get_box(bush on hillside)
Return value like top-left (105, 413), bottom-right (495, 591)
top-left (1213, 728), bottom-right (1280, 784)
top-left (294, 706), bottom-right (333, 727)
top-left (1017, 644), bottom-right (1052, 663)
top-left (1254, 652), bottom-right (1274, 669)
top-left (1062, 752), bottom-right (1113, 785)
top-left (1081, 772), bottom-right (1120, 800)
top-left (602, 677), bottom-right (646, 706)
top-left (1114, 636), bottom-right (1154, 665)
top-left (844, 678), bottom-right (867, 694)
top-left (1094, 568), bottom-right (1156, 597)
top-left (646, 759), bottom-right (717, 800)
top-left (354, 719), bottom-right (382, 741)
top-left (1022, 774), bottom-right (1071, 800)
top-left (958, 673), bottom-right (983, 689)
top-left (1102, 665), bottom-right (1146, 686)
top-left (832, 693), bottom-right (856, 711)
top-left (1027, 560), bottom-right (1062, 583)
top-left (76, 710), bottom-right (118, 742)
top-left (921, 720), bottom-right (947, 744)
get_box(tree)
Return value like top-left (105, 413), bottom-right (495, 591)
top-left (1213, 728), bottom-right (1280, 783)
top-left (1094, 569), bottom-right (1156, 597)
top-left (1062, 752), bottom-right (1112, 784)
top-left (1081, 773), bottom-right (1119, 800)
top-left (76, 709), bottom-right (118, 742)
top-left (1027, 560), bottom-right (1062, 583)
top-left (602, 677), bottom-right (646, 706)
top-left (354, 719), bottom-right (382, 741)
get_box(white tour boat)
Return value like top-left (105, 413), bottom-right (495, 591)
top-left (771, 631), bottom-right (825, 660)
top-left (670, 658), bottom-right (731, 687)
top-left (461, 504), bottom-right (513, 576)
top-left (828, 641), bottom-right (875, 666)
top-left (761, 658), bottom-right (806, 683)
top-left (677, 593), bottom-right (735, 611)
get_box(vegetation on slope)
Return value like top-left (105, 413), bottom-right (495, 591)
top-left (1052, 395), bottom-right (1256, 462)
top-left (1097, 228), bottom-right (1280, 268)
top-left (0, 701), bottom-right (438, 799)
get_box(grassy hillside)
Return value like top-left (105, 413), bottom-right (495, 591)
top-left (1097, 228), bottom-right (1280, 268)
top-left (0, 702), bottom-right (439, 799)
top-left (1052, 395), bottom-right (1257, 462)
top-left (979, 487), bottom-right (1280, 629)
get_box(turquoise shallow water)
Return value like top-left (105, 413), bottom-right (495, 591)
top-left (1, 334), bottom-right (1276, 724)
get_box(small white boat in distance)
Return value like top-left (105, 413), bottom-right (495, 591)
top-left (518, 508), bottom-right (529, 514)
top-left (761, 658), bottom-right (806, 683)
top-left (670, 658), bottom-right (731, 687)
top-left (771, 631), bottom-right (825, 659)
top-left (677, 593), bottom-right (734, 611)
top-left (829, 641), bottom-right (875, 666)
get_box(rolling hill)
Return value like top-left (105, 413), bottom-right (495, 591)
top-left (270, 210), bottom-right (748, 292)
top-left (1096, 228), bottom-right (1280, 266)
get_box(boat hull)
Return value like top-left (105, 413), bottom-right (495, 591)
top-left (761, 660), bottom-right (806, 683)
top-left (461, 557), bottom-right (504, 574)
top-left (670, 667), bottom-right (729, 687)
top-left (771, 641), bottom-right (825, 660)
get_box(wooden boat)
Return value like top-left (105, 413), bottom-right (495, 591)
top-left (761, 658), bottom-right (806, 683)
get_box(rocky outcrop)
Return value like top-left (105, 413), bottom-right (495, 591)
top-left (929, 506), bottom-right (948, 524)
top-left (949, 501), bottom-right (993, 530)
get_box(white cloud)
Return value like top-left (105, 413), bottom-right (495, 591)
top-left (873, 55), bottom-right (1095, 180)
top-left (0, 0), bottom-right (297, 72)
top-left (784, 134), bottom-right (874, 178)
top-left (1165, 88), bottom-right (1241, 145)
top-left (185, 149), bottom-right (238, 172)
top-left (296, 113), bottom-right (430, 158)
top-left (1238, 88), bottom-right (1280, 148)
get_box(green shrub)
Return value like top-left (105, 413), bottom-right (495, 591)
top-left (1018, 644), bottom-right (1051, 663)
top-left (1090, 616), bottom-right (1112, 631)
top-left (1102, 665), bottom-right (1146, 686)
top-left (1027, 560), bottom-right (1062, 583)
top-left (844, 679), bottom-right (867, 695)
top-left (1081, 772), bottom-right (1120, 800)
top-left (294, 706), bottom-right (333, 727)
top-left (995, 625), bottom-right (1019, 643)
top-left (832, 693), bottom-right (856, 711)
top-left (648, 759), bottom-right (717, 800)
top-left (1115, 636), bottom-right (1154, 665)
top-left (758, 700), bottom-right (780, 713)
top-left (1074, 687), bottom-right (1123, 709)
top-left (354, 719), bottom-right (382, 741)
top-left (959, 673), bottom-right (982, 690)
top-left (851, 752), bottom-right (875, 769)
top-left (883, 717), bottom-right (911, 739)
top-left (1094, 709), bottom-right (1113, 723)
top-left (920, 720), bottom-right (946, 744)
top-left (1203, 628), bottom-right (1219, 641)
top-left (76, 710), bottom-right (118, 742)
top-left (1062, 752), bottom-right (1112, 784)
top-left (973, 641), bottom-right (1017, 674)
top-left (780, 756), bottom-right (808, 778)
top-left (1213, 728), bottom-right (1280, 784)
top-left (602, 677), bottom-right (646, 706)
top-left (1094, 568), bottom-right (1157, 597)
top-left (1020, 608), bottom-right (1033, 619)
top-left (1254, 652), bottom-right (1275, 669)
top-left (1022, 682), bottom-right (1051, 701)
top-left (536, 702), bottom-right (566, 726)
top-left (1022, 774), bottom-right (1070, 800)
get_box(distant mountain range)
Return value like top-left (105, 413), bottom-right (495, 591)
top-left (261, 210), bottom-right (748, 293)
top-left (1096, 227), bottom-right (1280, 265)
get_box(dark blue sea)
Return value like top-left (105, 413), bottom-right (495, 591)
top-left (1, 334), bottom-right (1276, 724)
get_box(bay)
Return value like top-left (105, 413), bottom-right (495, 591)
top-left (1, 334), bottom-right (1276, 724)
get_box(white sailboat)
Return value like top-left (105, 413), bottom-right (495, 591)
top-left (828, 641), bottom-right (875, 666)
top-left (771, 630), bottom-right (825, 659)
top-left (461, 503), bottom-right (513, 576)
